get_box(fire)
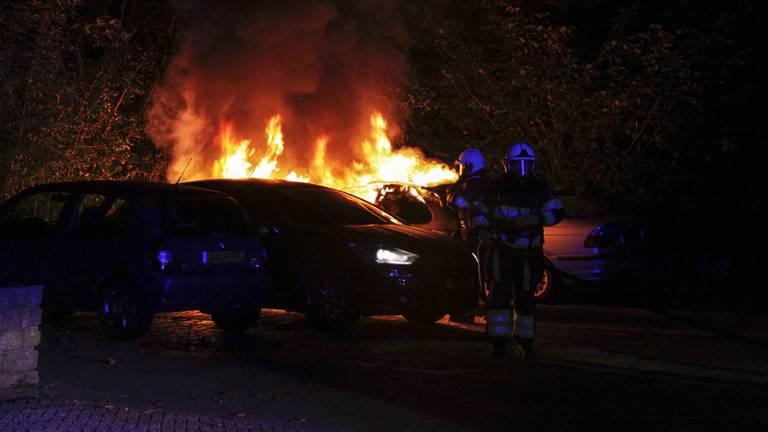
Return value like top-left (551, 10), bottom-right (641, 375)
top-left (208, 112), bottom-right (457, 202)
top-left (251, 115), bottom-right (284, 179)
top-left (212, 124), bottom-right (254, 179)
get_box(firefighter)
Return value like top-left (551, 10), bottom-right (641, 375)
top-left (446, 148), bottom-right (492, 323)
top-left (485, 142), bottom-right (564, 359)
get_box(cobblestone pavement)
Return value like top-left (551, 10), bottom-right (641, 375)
top-left (7, 310), bottom-right (473, 432)
top-left (3, 307), bottom-right (767, 431)
top-left (0, 398), bottom-right (336, 432)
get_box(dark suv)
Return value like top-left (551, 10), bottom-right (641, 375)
top-left (0, 181), bottom-right (270, 339)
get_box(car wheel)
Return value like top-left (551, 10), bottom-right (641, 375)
top-left (534, 267), bottom-right (560, 303)
top-left (211, 307), bottom-right (261, 333)
top-left (41, 309), bottom-right (73, 325)
top-left (303, 268), bottom-right (359, 331)
top-left (97, 279), bottom-right (154, 340)
top-left (403, 309), bottom-right (446, 324)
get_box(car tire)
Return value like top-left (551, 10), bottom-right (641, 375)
top-left (211, 307), bottom-right (261, 333)
top-left (303, 268), bottom-right (359, 331)
top-left (96, 279), bottom-right (154, 340)
top-left (41, 309), bottom-right (73, 325)
top-left (534, 266), bottom-right (560, 303)
top-left (403, 309), bottom-right (446, 324)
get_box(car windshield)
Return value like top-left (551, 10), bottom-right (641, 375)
top-left (274, 186), bottom-right (401, 226)
top-left (374, 184), bottom-right (434, 225)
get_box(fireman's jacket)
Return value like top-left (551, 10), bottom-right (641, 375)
top-left (447, 169), bottom-right (492, 240)
top-left (489, 175), bottom-right (564, 250)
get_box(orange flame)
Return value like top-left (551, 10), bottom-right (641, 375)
top-left (211, 127), bottom-right (240, 177)
top-left (252, 115), bottom-right (284, 179)
top-left (208, 111), bottom-right (456, 202)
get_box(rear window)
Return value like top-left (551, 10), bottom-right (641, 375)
top-left (165, 193), bottom-right (253, 236)
top-left (74, 194), bottom-right (134, 234)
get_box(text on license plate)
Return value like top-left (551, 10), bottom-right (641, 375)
top-left (202, 250), bottom-right (244, 264)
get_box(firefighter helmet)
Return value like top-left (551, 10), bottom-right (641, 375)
top-left (455, 148), bottom-right (484, 176)
top-left (504, 142), bottom-right (536, 177)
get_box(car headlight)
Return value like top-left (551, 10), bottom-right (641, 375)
top-left (375, 247), bottom-right (419, 265)
top-left (348, 243), bottom-right (419, 265)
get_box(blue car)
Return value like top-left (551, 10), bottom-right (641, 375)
top-left (0, 181), bottom-right (270, 339)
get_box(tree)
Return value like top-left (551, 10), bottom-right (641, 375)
top-left (0, 0), bottom-right (177, 200)
top-left (403, 0), bottom-right (764, 217)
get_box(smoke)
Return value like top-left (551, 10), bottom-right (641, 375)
top-left (148, 0), bottom-right (407, 181)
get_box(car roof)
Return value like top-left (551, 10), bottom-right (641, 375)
top-left (186, 178), bottom-right (336, 193)
top-left (19, 180), bottom-right (226, 199)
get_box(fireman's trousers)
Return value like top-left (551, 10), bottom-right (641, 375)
top-left (486, 246), bottom-right (545, 342)
top-left (464, 232), bottom-right (491, 306)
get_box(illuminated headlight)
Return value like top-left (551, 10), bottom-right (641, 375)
top-left (374, 248), bottom-right (419, 265)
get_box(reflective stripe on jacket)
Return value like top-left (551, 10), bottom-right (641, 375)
top-left (489, 176), bottom-right (564, 247)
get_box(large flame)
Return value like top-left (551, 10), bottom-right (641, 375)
top-left (212, 123), bottom-right (253, 179)
top-left (206, 112), bottom-right (456, 202)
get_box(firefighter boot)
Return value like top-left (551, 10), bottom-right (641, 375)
top-left (513, 337), bottom-right (535, 360)
top-left (449, 309), bottom-right (477, 324)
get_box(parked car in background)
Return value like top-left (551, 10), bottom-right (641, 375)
top-left (186, 179), bottom-right (477, 330)
top-left (0, 181), bottom-right (270, 339)
top-left (372, 183), bottom-right (655, 302)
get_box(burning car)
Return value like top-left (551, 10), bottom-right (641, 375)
top-left (186, 179), bottom-right (477, 330)
top-left (371, 183), bottom-right (656, 302)
top-left (0, 181), bottom-right (270, 339)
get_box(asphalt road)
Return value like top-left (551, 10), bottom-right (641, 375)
top-left (16, 302), bottom-right (768, 431)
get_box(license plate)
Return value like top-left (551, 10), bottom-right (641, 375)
top-left (202, 250), bottom-right (244, 264)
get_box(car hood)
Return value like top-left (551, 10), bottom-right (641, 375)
top-left (334, 223), bottom-right (463, 251)
top-left (330, 224), bottom-right (473, 271)
top-left (546, 213), bottom-right (638, 235)
top-left (279, 222), bottom-right (470, 270)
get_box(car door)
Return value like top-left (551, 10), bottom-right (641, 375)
top-left (0, 189), bottom-right (76, 289)
top-left (257, 220), bottom-right (318, 309)
top-left (48, 193), bottom-right (139, 310)
top-left (242, 190), bottom-right (352, 309)
top-left (233, 194), bottom-right (316, 309)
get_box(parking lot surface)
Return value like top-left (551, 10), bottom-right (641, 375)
top-left (2, 305), bottom-right (767, 431)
